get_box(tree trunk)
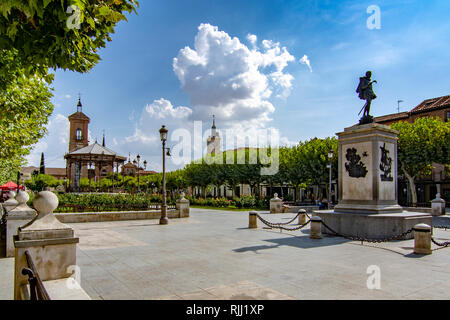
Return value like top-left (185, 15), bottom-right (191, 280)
top-left (403, 168), bottom-right (417, 206)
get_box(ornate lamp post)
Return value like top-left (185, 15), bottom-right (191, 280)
top-left (327, 149), bottom-right (334, 209)
top-left (159, 125), bottom-right (169, 225)
top-left (133, 154), bottom-right (147, 194)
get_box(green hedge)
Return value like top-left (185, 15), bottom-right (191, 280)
top-left (49, 193), bottom-right (269, 212)
top-left (54, 193), bottom-right (175, 213)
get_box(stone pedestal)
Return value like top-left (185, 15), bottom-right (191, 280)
top-left (5, 191), bottom-right (36, 257)
top-left (431, 194), bottom-right (446, 216)
top-left (13, 191), bottom-right (82, 300)
top-left (176, 192), bottom-right (190, 218)
top-left (315, 122), bottom-right (432, 239)
top-left (334, 123), bottom-right (402, 214)
top-left (270, 193), bottom-right (282, 214)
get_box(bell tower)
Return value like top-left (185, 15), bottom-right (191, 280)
top-left (207, 115), bottom-right (221, 155)
top-left (68, 97), bottom-right (90, 152)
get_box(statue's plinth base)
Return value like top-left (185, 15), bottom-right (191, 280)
top-left (359, 115), bottom-right (374, 125)
top-left (314, 210), bottom-right (432, 240)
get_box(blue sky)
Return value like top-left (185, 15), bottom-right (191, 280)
top-left (28, 0), bottom-right (450, 172)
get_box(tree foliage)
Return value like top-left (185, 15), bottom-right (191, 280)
top-left (391, 117), bottom-right (450, 204)
top-left (0, 0), bottom-right (139, 81)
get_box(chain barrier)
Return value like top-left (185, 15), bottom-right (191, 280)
top-left (320, 219), bottom-right (413, 243)
top-left (431, 237), bottom-right (450, 247)
top-left (253, 212), bottom-right (450, 247)
top-left (255, 213), bottom-right (311, 231)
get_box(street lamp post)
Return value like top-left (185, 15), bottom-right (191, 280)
top-left (327, 149), bottom-right (334, 210)
top-left (133, 155), bottom-right (147, 194)
top-left (159, 125), bottom-right (169, 225)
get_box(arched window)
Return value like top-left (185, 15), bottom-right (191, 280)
top-left (76, 128), bottom-right (82, 140)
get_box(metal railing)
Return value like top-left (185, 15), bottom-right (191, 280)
top-left (21, 250), bottom-right (50, 300)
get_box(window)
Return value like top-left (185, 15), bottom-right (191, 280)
top-left (76, 128), bottom-right (82, 140)
top-left (446, 111), bottom-right (450, 122)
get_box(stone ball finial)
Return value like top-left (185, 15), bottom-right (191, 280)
top-left (274, 193), bottom-right (278, 198)
top-left (33, 191), bottom-right (59, 214)
top-left (7, 191), bottom-right (16, 199)
top-left (16, 190), bottom-right (29, 205)
top-left (180, 192), bottom-right (185, 198)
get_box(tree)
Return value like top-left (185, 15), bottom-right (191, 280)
top-left (24, 174), bottom-right (59, 191)
top-left (0, 50), bottom-right (54, 180)
top-left (0, 0), bottom-right (139, 82)
top-left (39, 152), bottom-right (45, 174)
top-left (391, 117), bottom-right (450, 205)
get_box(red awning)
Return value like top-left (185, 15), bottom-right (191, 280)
top-left (0, 181), bottom-right (24, 191)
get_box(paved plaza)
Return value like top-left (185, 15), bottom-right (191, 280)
top-left (1, 208), bottom-right (450, 300)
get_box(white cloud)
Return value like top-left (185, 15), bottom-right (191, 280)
top-left (299, 54), bottom-right (312, 72)
top-left (173, 23), bottom-right (295, 126)
top-left (119, 24), bottom-right (298, 171)
top-left (247, 33), bottom-right (257, 48)
top-left (64, 94), bottom-right (72, 99)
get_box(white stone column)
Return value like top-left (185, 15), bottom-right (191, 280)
top-left (431, 193), bottom-right (445, 216)
top-left (270, 193), bottom-right (282, 214)
top-left (176, 192), bottom-right (190, 218)
top-left (5, 191), bottom-right (36, 257)
top-left (14, 191), bottom-right (80, 300)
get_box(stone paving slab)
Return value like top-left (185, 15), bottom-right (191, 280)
top-left (1, 209), bottom-right (450, 300)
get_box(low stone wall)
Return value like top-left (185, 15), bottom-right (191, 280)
top-left (403, 207), bottom-right (432, 214)
top-left (284, 205), bottom-right (320, 213)
top-left (55, 209), bottom-right (186, 223)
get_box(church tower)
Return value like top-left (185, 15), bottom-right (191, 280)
top-left (68, 97), bottom-right (90, 152)
top-left (207, 115), bottom-right (221, 155)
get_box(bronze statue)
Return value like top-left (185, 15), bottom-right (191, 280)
top-left (356, 71), bottom-right (377, 118)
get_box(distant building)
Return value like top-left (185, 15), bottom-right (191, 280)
top-left (21, 166), bottom-right (67, 181)
top-left (375, 94), bottom-right (450, 125)
top-left (206, 115), bottom-right (221, 155)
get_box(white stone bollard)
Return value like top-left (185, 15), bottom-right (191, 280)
top-left (413, 223), bottom-right (432, 255)
top-left (5, 191), bottom-right (36, 257)
top-left (14, 191), bottom-right (82, 300)
top-left (249, 211), bottom-right (258, 229)
top-left (270, 193), bottom-right (282, 214)
top-left (431, 194), bottom-right (446, 216)
top-left (176, 192), bottom-right (190, 218)
top-left (3, 191), bottom-right (18, 211)
top-left (298, 209), bottom-right (307, 225)
top-left (310, 216), bottom-right (323, 239)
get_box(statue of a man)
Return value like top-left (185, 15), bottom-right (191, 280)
top-left (356, 71), bottom-right (377, 117)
